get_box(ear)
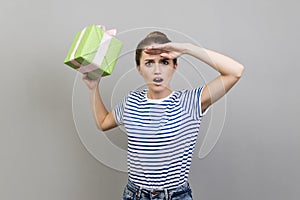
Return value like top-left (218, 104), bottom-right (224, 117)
top-left (173, 63), bottom-right (178, 70)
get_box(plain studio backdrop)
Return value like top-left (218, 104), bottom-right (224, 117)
top-left (1, 0), bottom-right (299, 200)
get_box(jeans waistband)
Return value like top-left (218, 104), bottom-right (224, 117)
top-left (126, 179), bottom-right (191, 200)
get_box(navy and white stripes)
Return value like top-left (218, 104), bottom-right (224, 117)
top-left (114, 87), bottom-right (207, 189)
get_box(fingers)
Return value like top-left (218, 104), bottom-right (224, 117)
top-left (143, 43), bottom-right (182, 60)
top-left (147, 44), bottom-right (165, 49)
top-left (144, 48), bottom-right (166, 55)
top-left (144, 44), bottom-right (169, 55)
top-left (144, 43), bottom-right (167, 51)
top-left (82, 73), bottom-right (88, 79)
top-left (143, 48), bottom-right (178, 60)
top-left (82, 73), bottom-right (95, 81)
top-left (159, 52), bottom-right (172, 59)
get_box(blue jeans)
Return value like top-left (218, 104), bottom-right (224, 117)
top-left (122, 179), bottom-right (193, 200)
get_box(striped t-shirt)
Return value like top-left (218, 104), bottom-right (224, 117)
top-left (114, 86), bottom-right (208, 189)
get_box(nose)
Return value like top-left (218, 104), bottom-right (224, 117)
top-left (154, 63), bottom-right (161, 75)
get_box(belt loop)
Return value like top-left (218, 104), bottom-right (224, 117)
top-left (136, 186), bottom-right (142, 200)
top-left (164, 188), bottom-right (169, 200)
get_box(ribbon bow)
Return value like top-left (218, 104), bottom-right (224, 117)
top-left (96, 25), bottom-right (117, 36)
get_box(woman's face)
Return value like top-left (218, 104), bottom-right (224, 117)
top-left (137, 50), bottom-right (177, 95)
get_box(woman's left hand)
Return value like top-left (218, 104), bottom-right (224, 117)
top-left (144, 42), bottom-right (188, 59)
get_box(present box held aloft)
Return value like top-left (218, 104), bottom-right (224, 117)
top-left (64, 25), bottom-right (123, 79)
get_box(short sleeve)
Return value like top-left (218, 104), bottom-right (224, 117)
top-left (181, 86), bottom-right (210, 120)
top-left (113, 94), bottom-right (128, 126)
top-left (198, 86), bottom-right (210, 116)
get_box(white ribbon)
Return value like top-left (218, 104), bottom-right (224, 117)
top-left (70, 27), bottom-right (87, 68)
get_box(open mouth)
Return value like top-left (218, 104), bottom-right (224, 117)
top-left (153, 77), bottom-right (163, 83)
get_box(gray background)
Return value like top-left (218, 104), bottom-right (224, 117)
top-left (1, 0), bottom-right (299, 200)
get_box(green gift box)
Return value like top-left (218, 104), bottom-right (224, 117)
top-left (64, 25), bottom-right (123, 79)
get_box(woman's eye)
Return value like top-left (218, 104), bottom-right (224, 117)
top-left (145, 61), bottom-right (153, 66)
top-left (161, 60), bottom-right (169, 65)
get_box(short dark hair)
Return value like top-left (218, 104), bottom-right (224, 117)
top-left (135, 31), bottom-right (177, 66)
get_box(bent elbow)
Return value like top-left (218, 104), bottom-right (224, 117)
top-left (100, 126), bottom-right (109, 132)
top-left (97, 124), bottom-right (109, 132)
top-left (96, 122), bottom-right (107, 132)
top-left (97, 121), bottom-right (115, 132)
top-left (235, 64), bottom-right (245, 78)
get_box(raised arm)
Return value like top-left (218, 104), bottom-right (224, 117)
top-left (183, 44), bottom-right (245, 112)
top-left (145, 42), bottom-right (245, 112)
top-left (82, 74), bottom-right (118, 131)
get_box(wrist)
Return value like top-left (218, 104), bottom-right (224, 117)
top-left (89, 85), bottom-right (99, 93)
top-left (182, 43), bottom-right (194, 55)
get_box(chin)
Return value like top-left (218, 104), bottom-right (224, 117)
top-left (149, 84), bottom-right (168, 92)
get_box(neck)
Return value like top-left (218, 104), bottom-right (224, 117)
top-left (147, 88), bottom-right (173, 100)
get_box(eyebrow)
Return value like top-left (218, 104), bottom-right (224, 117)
top-left (144, 58), bottom-right (171, 62)
top-left (144, 59), bottom-right (154, 61)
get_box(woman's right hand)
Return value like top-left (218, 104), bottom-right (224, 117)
top-left (82, 73), bottom-right (101, 90)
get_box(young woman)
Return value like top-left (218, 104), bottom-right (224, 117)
top-left (82, 31), bottom-right (244, 200)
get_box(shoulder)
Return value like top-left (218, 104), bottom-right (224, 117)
top-left (177, 86), bottom-right (204, 98)
top-left (124, 89), bottom-right (147, 104)
top-left (128, 89), bottom-right (146, 98)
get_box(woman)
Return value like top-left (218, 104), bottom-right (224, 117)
top-left (82, 31), bottom-right (244, 200)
